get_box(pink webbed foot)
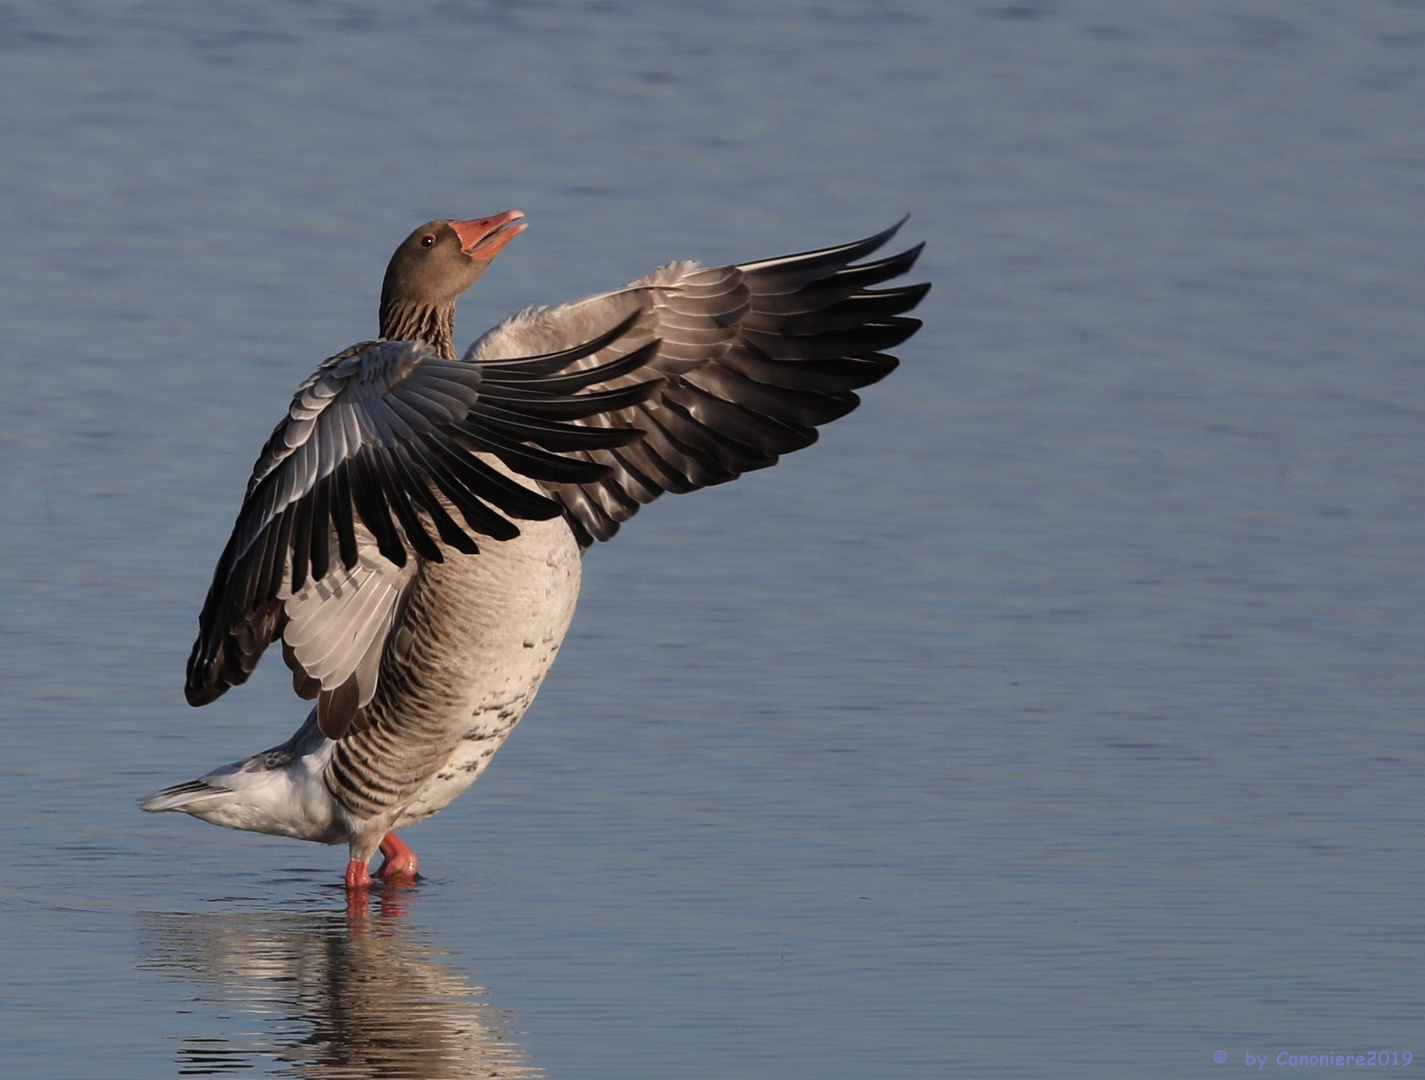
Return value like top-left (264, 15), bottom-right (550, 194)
top-left (345, 858), bottom-right (373, 891)
top-left (374, 832), bottom-right (420, 884)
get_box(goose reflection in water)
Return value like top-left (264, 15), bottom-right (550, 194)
top-left (140, 890), bottom-right (538, 1078)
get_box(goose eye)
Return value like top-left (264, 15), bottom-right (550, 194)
top-left (420, 234), bottom-right (436, 248)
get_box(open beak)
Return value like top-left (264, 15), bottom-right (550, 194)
top-left (451, 210), bottom-right (527, 260)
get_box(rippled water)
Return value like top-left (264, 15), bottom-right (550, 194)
top-left (2, 2), bottom-right (1423, 1077)
top-left (142, 898), bottom-right (539, 1079)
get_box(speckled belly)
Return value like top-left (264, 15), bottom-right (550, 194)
top-left (325, 513), bottom-right (582, 833)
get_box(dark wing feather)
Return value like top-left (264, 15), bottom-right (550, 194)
top-left (186, 329), bottom-right (661, 708)
top-left (466, 221), bottom-right (928, 546)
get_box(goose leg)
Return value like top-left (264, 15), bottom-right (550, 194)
top-left (345, 858), bottom-right (373, 890)
top-left (374, 832), bottom-right (420, 882)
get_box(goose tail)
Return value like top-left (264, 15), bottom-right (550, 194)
top-left (137, 713), bottom-right (344, 842)
top-left (140, 779), bottom-right (232, 815)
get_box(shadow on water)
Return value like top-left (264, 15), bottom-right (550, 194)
top-left (139, 887), bottom-right (540, 1079)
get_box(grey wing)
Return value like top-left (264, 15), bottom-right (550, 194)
top-left (467, 220), bottom-right (929, 545)
top-left (185, 326), bottom-right (662, 733)
top-left (276, 524), bottom-right (418, 727)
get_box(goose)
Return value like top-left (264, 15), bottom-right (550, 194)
top-left (142, 210), bottom-right (928, 890)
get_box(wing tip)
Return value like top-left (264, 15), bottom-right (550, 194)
top-left (737, 217), bottom-right (917, 275)
top-left (184, 670), bottom-right (223, 708)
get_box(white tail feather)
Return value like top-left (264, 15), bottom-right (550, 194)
top-left (140, 712), bottom-right (345, 843)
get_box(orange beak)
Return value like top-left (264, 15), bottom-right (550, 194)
top-left (451, 210), bottom-right (527, 260)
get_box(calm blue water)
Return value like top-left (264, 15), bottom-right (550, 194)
top-left (2, 2), bottom-right (1423, 1077)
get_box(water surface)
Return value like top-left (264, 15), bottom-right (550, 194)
top-left (1, 2), bottom-right (1422, 1077)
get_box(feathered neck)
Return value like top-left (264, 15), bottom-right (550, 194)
top-left (379, 301), bottom-right (457, 360)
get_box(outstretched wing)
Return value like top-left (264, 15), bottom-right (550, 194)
top-left (466, 220), bottom-right (929, 545)
top-left (185, 320), bottom-right (662, 728)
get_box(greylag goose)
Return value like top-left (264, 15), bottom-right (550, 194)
top-left (142, 210), bottom-right (928, 890)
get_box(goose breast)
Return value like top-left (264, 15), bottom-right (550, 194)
top-left (326, 509), bottom-right (581, 836)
